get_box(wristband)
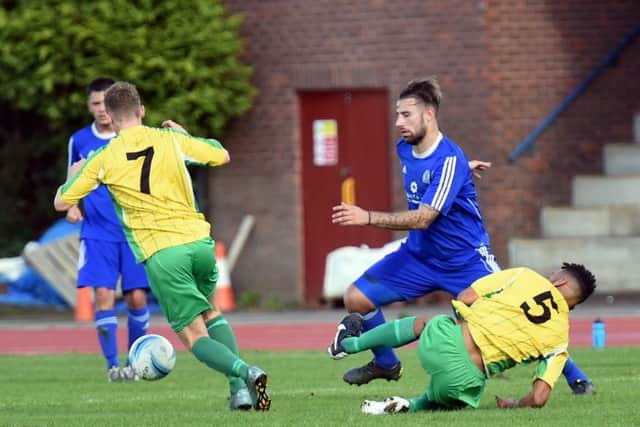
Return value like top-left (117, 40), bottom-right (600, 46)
top-left (368, 211), bottom-right (371, 225)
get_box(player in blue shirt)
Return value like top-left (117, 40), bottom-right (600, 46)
top-left (66, 78), bottom-right (151, 382)
top-left (327, 77), bottom-right (594, 395)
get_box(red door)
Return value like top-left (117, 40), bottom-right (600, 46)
top-left (299, 90), bottom-right (391, 303)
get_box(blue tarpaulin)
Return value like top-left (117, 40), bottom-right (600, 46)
top-left (0, 219), bottom-right (79, 309)
top-left (0, 219), bottom-right (160, 313)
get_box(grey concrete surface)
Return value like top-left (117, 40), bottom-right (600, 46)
top-left (508, 238), bottom-right (640, 293)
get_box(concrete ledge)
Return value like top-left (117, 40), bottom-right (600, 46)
top-left (508, 237), bottom-right (640, 292)
top-left (541, 205), bottom-right (640, 238)
top-left (604, 144), bottom-right (640, 176)
top-left (573, 175), bottom-right (640, 207)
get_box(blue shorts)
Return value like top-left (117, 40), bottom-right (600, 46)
top-left (354, 243), bottom-right (500, 306)
top-left (78, 239), bottom-right (150, 292)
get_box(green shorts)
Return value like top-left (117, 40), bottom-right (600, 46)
top-left (417, 315), bottom-right (486, 409)
top-left (143, 237), bottom-right (218, 332)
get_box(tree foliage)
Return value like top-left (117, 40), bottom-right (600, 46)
top-left (0, 1), bottom-right (256, 256)
top-left (0, 0), bottom-right (255, 135)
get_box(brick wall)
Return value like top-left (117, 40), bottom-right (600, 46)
top-left (212, 0), bottom-right (640, 304)
top-left (483, 1), bottom-right (640, 265)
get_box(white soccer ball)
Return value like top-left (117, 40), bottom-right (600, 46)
top-left (128, 334), bottom-right (176, 380)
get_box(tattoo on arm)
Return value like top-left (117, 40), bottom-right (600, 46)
top-left (370, 204), bottom-right (438, 230)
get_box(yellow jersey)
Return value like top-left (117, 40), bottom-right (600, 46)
top-left (451, 267), bottom-right (570, 388)
top-left (60, 125), bottom-right (228, 262)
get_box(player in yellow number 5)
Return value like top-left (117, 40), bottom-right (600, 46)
top-left (55, 81), bottom-right (270, 412)
top-left (330, 263), bottom-right (596, 413)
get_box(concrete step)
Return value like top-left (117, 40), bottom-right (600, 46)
top-left (541, 205), bottom-right (640, 238)
top-left (572, 175), bottom-right (640, 207)
top-left (508, 237), bottom-right (640, 293)
top-left (604, 144), bottom-right (640, 176)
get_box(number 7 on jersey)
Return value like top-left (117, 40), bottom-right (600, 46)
top-left (126, 147), bottom-right (155, 194)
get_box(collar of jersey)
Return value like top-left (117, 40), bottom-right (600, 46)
top-left (116, 125), bottom-right (147, 137)
top-left (412, 132), bottom-right (443, 159)
top-left (91, 122), bottom-right (116, 140)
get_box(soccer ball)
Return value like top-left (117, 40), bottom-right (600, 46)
top-left (128, 334), bottom-right (176, 380)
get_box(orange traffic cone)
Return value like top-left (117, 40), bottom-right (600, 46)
top-left (215, 242), bottom-right (236, 312)
top-left (75, 286), bottom-right (94, 322)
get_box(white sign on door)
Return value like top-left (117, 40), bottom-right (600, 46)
top-left (313, 119), bottom-right (338, 166)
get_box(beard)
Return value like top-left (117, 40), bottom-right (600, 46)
top-left (404, 126), bottom-right (426, 145)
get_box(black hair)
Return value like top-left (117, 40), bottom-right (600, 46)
top-left (398, 76), bottom-right (442, 112)
top-left (87, 77), bottom-right (115, 94)
top-left (561, 262), bottom-right (597, 304)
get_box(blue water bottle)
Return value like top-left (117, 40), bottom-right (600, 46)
top-left (592, 318), bottom-right (606, 348)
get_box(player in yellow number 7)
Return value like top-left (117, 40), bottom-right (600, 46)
top-left (330, 263), bottom-right (596, 413)
top-left (55, 81), bottom-right (270, 412)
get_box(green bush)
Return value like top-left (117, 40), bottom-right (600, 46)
top-left (0, 0), bottom-right (255, 255)
top-left (0, 0), bottom-right (255, 135)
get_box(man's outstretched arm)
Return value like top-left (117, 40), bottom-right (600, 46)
top-left (496, 379), bottom-right (551, 409)
top-left (54, 159), bottom-right (87, 211)
top-left (332, 202), bottom-right (438, 230)
top-left (468, 160), bottom-right (491, 179)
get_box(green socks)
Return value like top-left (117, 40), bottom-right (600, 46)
top-left (341, 316), bottom-right (418, 353)
top-left (206, 315), bottom-right (240, 355)
top-left (409, 394), bottom-right (433, 412)
top-left (206, 315), bottom-right (245, 393)
top-left (192, 336), bottom-right (249, 380)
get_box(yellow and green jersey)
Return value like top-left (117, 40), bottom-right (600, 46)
top-left (451, 267), bottom-right (570, 388)
top-left (59, 125), bottom-right (228, 262)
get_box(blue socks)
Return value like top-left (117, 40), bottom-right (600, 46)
top-left (563, 357), bottom-right (590, 384)
top-left (97, 307), bottom-right (150, 369)
top-left (127, 306), bottom-right (150, 350)
top-left (362, 309), bottom-right (400, 369)
top-left (95, 310), bottom-right (119, 368)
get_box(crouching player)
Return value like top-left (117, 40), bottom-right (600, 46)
top-left (329, 263), bottom-right (596, 413)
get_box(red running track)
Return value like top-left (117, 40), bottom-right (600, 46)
top-left (1, 318), bottom-right (640, 355)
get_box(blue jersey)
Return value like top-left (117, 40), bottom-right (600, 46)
top-left (398, 132), bottom-right (491, 267)
top-left (68, 123), bottom-right (125, 242)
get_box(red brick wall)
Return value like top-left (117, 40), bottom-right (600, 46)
top-left (213, 0), bottom-right (640, 304)
top-left (483, 1), bottom-right (640, 264)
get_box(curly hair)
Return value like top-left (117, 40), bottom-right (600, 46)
top-left (561, 262), bottom-right (597, 304)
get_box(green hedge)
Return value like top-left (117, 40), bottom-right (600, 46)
top-left (0, 1), bottom-right (256, 256)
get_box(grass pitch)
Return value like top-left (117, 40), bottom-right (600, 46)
top-left (1, 347), bottom-right (639, 426)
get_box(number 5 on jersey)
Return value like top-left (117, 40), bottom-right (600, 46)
top-left (520, 291), bottom-right (559, 324)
